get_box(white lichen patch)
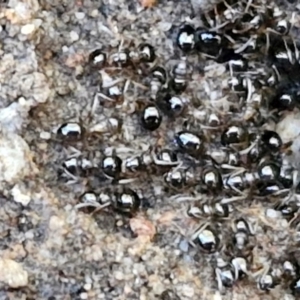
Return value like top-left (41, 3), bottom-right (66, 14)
top-left (0, 127), bottom-right (37, 183)
top-left (0, 101), bottom-right (31, 134)
top-left (0, 258), bottom-right (28, 288)
top-left (276, 112), bottom-right (300, 144)
top-left (11, 183), bottom-right (32, 206)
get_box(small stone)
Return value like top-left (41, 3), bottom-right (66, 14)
top-left (129, 217), bottom-right (156, 239)
top-left (124, 284), bottom-right (132, 294)
top-left (20, 24), bottom-right (36, 35)
top-left (116, 220), bottom-right (123, 227)
top-left (5, 1), bottom-right (38, 25)
top-left (3, 243), bottom-right (27, 260)
top-left (0, 102), bottom-right (30, 134)
top-left (56, 85), bottom-right (70, 96)
top-left (75, 65), bottom-right (84, 77)
top-left (16, 72), bottom-right (52, 104)
top-left (18, 97), bottom-right (34, 107)
top-left (80, 292), bottom-right (88, 300)
top-left (140, 0), bottom-right (157, 8)
top-left (288, 135), bottom-right (300, 169)
top-left (49, 215), bottom-right (65, 231)
top-left (190, 0), bottom-right (222, 13)
top-left (70, 31), bottom-right (79, 42)
top-left (213, 291), bottom-right (223, 300)
top-left (85, 245), bottom-right (103, 261)
top-left (265, 208), bottom-right (281, 219)
top-left (114, 271), bottom-right (124, 281)
top-left (43, 50), bottom-right (54, 60)
top-left (75, 12), bottom-right (85, 20)
top-left (84, 283), bottom-right (92, 291)
top-left (0, 128), bottom-right (36, 183)
top-left (39, 131), bottom-right (51, 140)
top-left (62, 46), bottom-right (69, 53)
top-left (159, 22), bottom-right (172, 32)
top-left (182, 285), bottom-right (195, 298)
top-left (0, 258), bottom-right (28, 288)
top-left (65, 53), bottom-right (85, 68)
top-left (25, 231), bottom-right (34, 240)
top-left (179, 239), bottom-right (189, 252)
top-left (148, 274), bottom-right (165, 294)
top-left (11, 184), bottom-right (31, 206)
top-left (276, 112), bottom-right (300, 143)
top-left (37, 142), bottom-right (47, 151)
top-left (90, 9), bottom-right (99, 17)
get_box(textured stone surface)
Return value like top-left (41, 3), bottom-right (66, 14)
top-left (0, 258), bottom-right (28, 288)
top-left (0, 127), bottom-right (36, 183)
top-left (190, 0), bottom-right (222, 14)
top-left (0, 0), bottom-right (299, 299)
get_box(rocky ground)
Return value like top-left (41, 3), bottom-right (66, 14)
top-left (0, 0), bottom-right (300, 299)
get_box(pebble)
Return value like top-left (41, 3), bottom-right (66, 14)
top-left (17, 72), bottom-right (52, 104)
top-left (3, 243), bottom-right (27, 260)
top-left (213, 291), bottom-right (223, 300)
top-left (40, 131), bottom-right (51, 140)
top-left (116, 220), bottom-right (123, 227)
top-left (75, 12), bottom-right (85, 20)
top-left (159, 21), bottom-right (172, 32)
top-left (0, 258), bottom-right (28, 288)
top-left (21, 23), bottom-right (36, 35)
top-left (80, 292), bottom-right (88, 300)
top-left (84, 245), bottom-right (103, 261)
top-left (70, 31), bottom-right (80, 42)
top-left (49, 215), bottom-right (66, 231)
top-left (5, 4), bottom-right (34, 24)
top-left (11, 184), bottom-right (31, 206)
top-left (276, 112), bottom-right (300, 143)
top-left (0, 128), bottom-right (36, 183)
top-left (179, 239), bottom-right (189, 252)
top-left (0, 102), bottom-right (30, 134)
top-left (182, 284), bottom-right (195, 298)
top-left (265, 208), bottom-right (281, 219)
top-left (84, 283), bottom-right (92, 291)
top-left (114, 271), bottom-right (124, 281)
top-left (62, 46), bottom-right (69, 53)
top-left (129, 217), bottom-right (156, 239)
top-left (90, 9), bottom-right (99, 17)
top-left (290, 135), bottom-right (300, 167)
top-left (25, 231), bottom-right (35, 240)
top-left (190, 0), bottom-right (222, 12)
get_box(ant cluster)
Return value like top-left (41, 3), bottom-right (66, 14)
top-left (54, 0), bottom-right (300, 296)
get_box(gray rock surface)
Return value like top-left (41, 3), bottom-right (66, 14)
top-left (0, 0), bottom-right (299, 299)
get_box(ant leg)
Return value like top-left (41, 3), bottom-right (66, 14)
top-left (215, 268), bottom-right (226, 294)
top-left (63, 169), bottom-right (80, 185)
top-left (244, 0), bottom-right (253, 13)
top-left (221, 166), bottom-right (246, 175)
top-left (220, 195), bottom-right (246, 204)
top-left (76, 202), bottom-right (102, 210)
top-left (265, 32), bottom-right (270, 56)
top-left (283, 38), bottom-right (294, 64)
top-left (90, 202), bottom-right (112, 216)
top-left (168, 194), bottom-right (203, 202)
top-left (235, 36), bottom-right (255, 53)
top-left (151, 151), bottom-right (179, 167)
top-left (118, 178), bottom-right (138, 184)
top-left (239, 142), bottom-right (257, 156)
